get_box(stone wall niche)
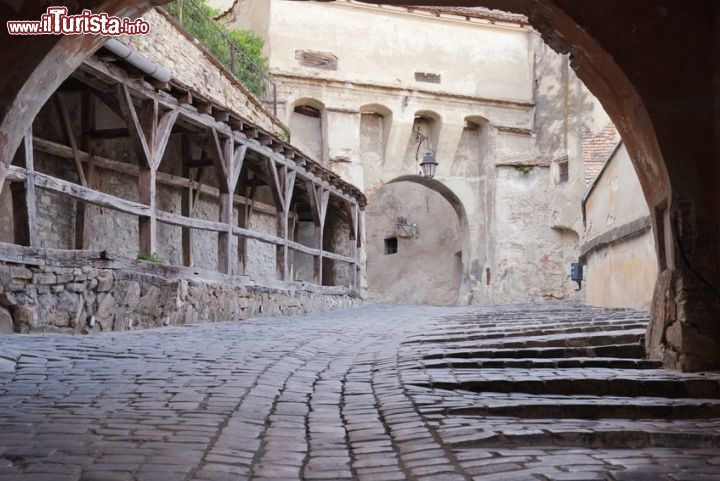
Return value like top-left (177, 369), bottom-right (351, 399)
top-left (289, 99), bottom-right (326, 163)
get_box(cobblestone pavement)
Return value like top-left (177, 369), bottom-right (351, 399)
top-left (1, 302), bottom-right (720, 481)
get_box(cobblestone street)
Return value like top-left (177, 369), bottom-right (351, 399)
top-left (1, 303), bottom-right (720, 481)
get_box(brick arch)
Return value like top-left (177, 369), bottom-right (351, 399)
top-left (0, 0), bottom-right (167, 192)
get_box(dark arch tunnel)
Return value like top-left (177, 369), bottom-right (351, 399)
top-left (1, 0), bottom-right (719, 370)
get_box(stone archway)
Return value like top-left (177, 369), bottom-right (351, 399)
top-left (366, 175), bottom-right (471, 305)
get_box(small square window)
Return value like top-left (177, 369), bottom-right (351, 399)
top-left (558, 161), bottom-right (569, 183)
top-left (384, 237), bottom-right (398, 255)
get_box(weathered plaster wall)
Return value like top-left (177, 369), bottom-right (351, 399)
top-left (585, 234), bottom-right (656, 309)
top-left (226, 1), bottom-right (614, 305)
top-left (492, 166), bottom-right (579, 302)
top-left (264, 1), bottom-right (533, 103)
top-left (584, 143), bottom-right (650, 240)
top-left (366, 182), bottom-right (462, 305)
top-left (583, 142), bottom-right (657, 308)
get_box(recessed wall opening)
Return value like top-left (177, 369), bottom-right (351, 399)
top-left (384, 237), bottom-right (398, 255)
top-left (367, 181), bottom-right (462, 306)
top-left (559, 160), bottom-right (569, 183)
top-left (293, 105), bottom-right (321, 118)
top-left (289, 100), bottom-right (325, 162)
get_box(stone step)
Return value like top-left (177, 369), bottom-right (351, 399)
top-left (422, 343), bottom-right (646, 360)
top-left (417, 357), bottom-right (664, 370)
top-left (444, 420), bottom-right (720, 449)
top-left (411, 374), bottom-right (720, 398)
top-left (441, 400), bottom-right (720, 420)
top-left (415, 329), bottom-right (646, 350)
top-left (407, 322), bottom-right (649, 345)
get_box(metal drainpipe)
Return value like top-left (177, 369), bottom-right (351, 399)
top-left (103, 38), bottom-right (173, 84)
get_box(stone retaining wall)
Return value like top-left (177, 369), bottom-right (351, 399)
top-left (0, 245), bottom-right (360, 335)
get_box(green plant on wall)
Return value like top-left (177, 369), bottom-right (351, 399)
top-left (137, 251), bottom-right (163, 263)
top-left (164, 0), bottom-right (269, 98)
top-left (514, 164), bottom-right (535, 175)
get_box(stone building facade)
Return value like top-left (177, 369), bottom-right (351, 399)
top-left (218, 0), bottom-right (614, 305)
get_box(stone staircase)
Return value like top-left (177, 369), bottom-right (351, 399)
top-left (398, 303), bottom-right (720, 453)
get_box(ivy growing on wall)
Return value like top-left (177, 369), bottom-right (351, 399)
top-left (164, 0), bottom-right (270, 98)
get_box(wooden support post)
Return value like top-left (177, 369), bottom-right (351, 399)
top-left (181, 136), bottom-right (193, 266)
top-left (307, 180), bottom-right (329, 286)
top-left (116, 83), bottom-right (178, 257)
top-left (54, 94), bottom-right (88, 187)
top-left (209, 129), bottom-right (246, 274)
top-left (268, 157), bottom-right (296, 281)
top-left (11, 128), bottom-right (38, 247)
top-left (237, 182), bottom-right (255, 274)
top-left (352, 202), bottom-right (361, 291)
top-left (138, 166), bottom-right (156, 255)
top-left (75, 92), bottom-right (95, 249)
top-left (343, 199), bottom-right (360, 290)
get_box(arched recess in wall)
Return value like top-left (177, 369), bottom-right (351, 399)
top-left (366, 175), bottom-right (470, 305)
top-left (359, 104), bottom-right (393, 165)
top-left (451, 116), bottom-right (492, 177)
top-left (289, 98), bottom-right (327, 164)
top-left (402, 111), bottom-right (441, 175)
top-left (359, 103), bottom-right (393, 190)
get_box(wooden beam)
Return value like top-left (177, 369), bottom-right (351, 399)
top-left (196, 101), bottom-right (212, 115)
top-left (137, 166), bottom-right (156, 255)
top-left (350, 201), bottom-right (360, 290)
top-left (306, 180), bottom-right (330, 285)
top-left (76, 92), bottom-right (96, 250)
top-left (214, 134), bottom-right (246, 275)
top-left (214, 110), bottom-right (229, 123)
top-left (116, 83), bottom-right (152, 168)
top-left (54, 94), bottom-right (88, 187)
top-left (181, 136), bottom-right (193, 267)
top-left (237, 181), bottom-right (255, 275)
top-left (156, 210), bottom-right (227, 232)
top-left (175, 90), bottom-right (192, 105)
top-left (190, 167), bottom-right (204, 216)
top-left (229, 117), bottom-right (244, 131)
top-left (285, 239), bottom-right (355, 265)
top-left (83, 59), bottom-right (364, 208)
top-left (24, 167), bottom-right (151, 218)
top-left (32, 136), bottom-right (278, 216)
top-left (116, 83), bottom-right (179, 255)
top-left (155, 108), bottom-right (179, 169)
top-left (11, 129), bottom-right (38, 247)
